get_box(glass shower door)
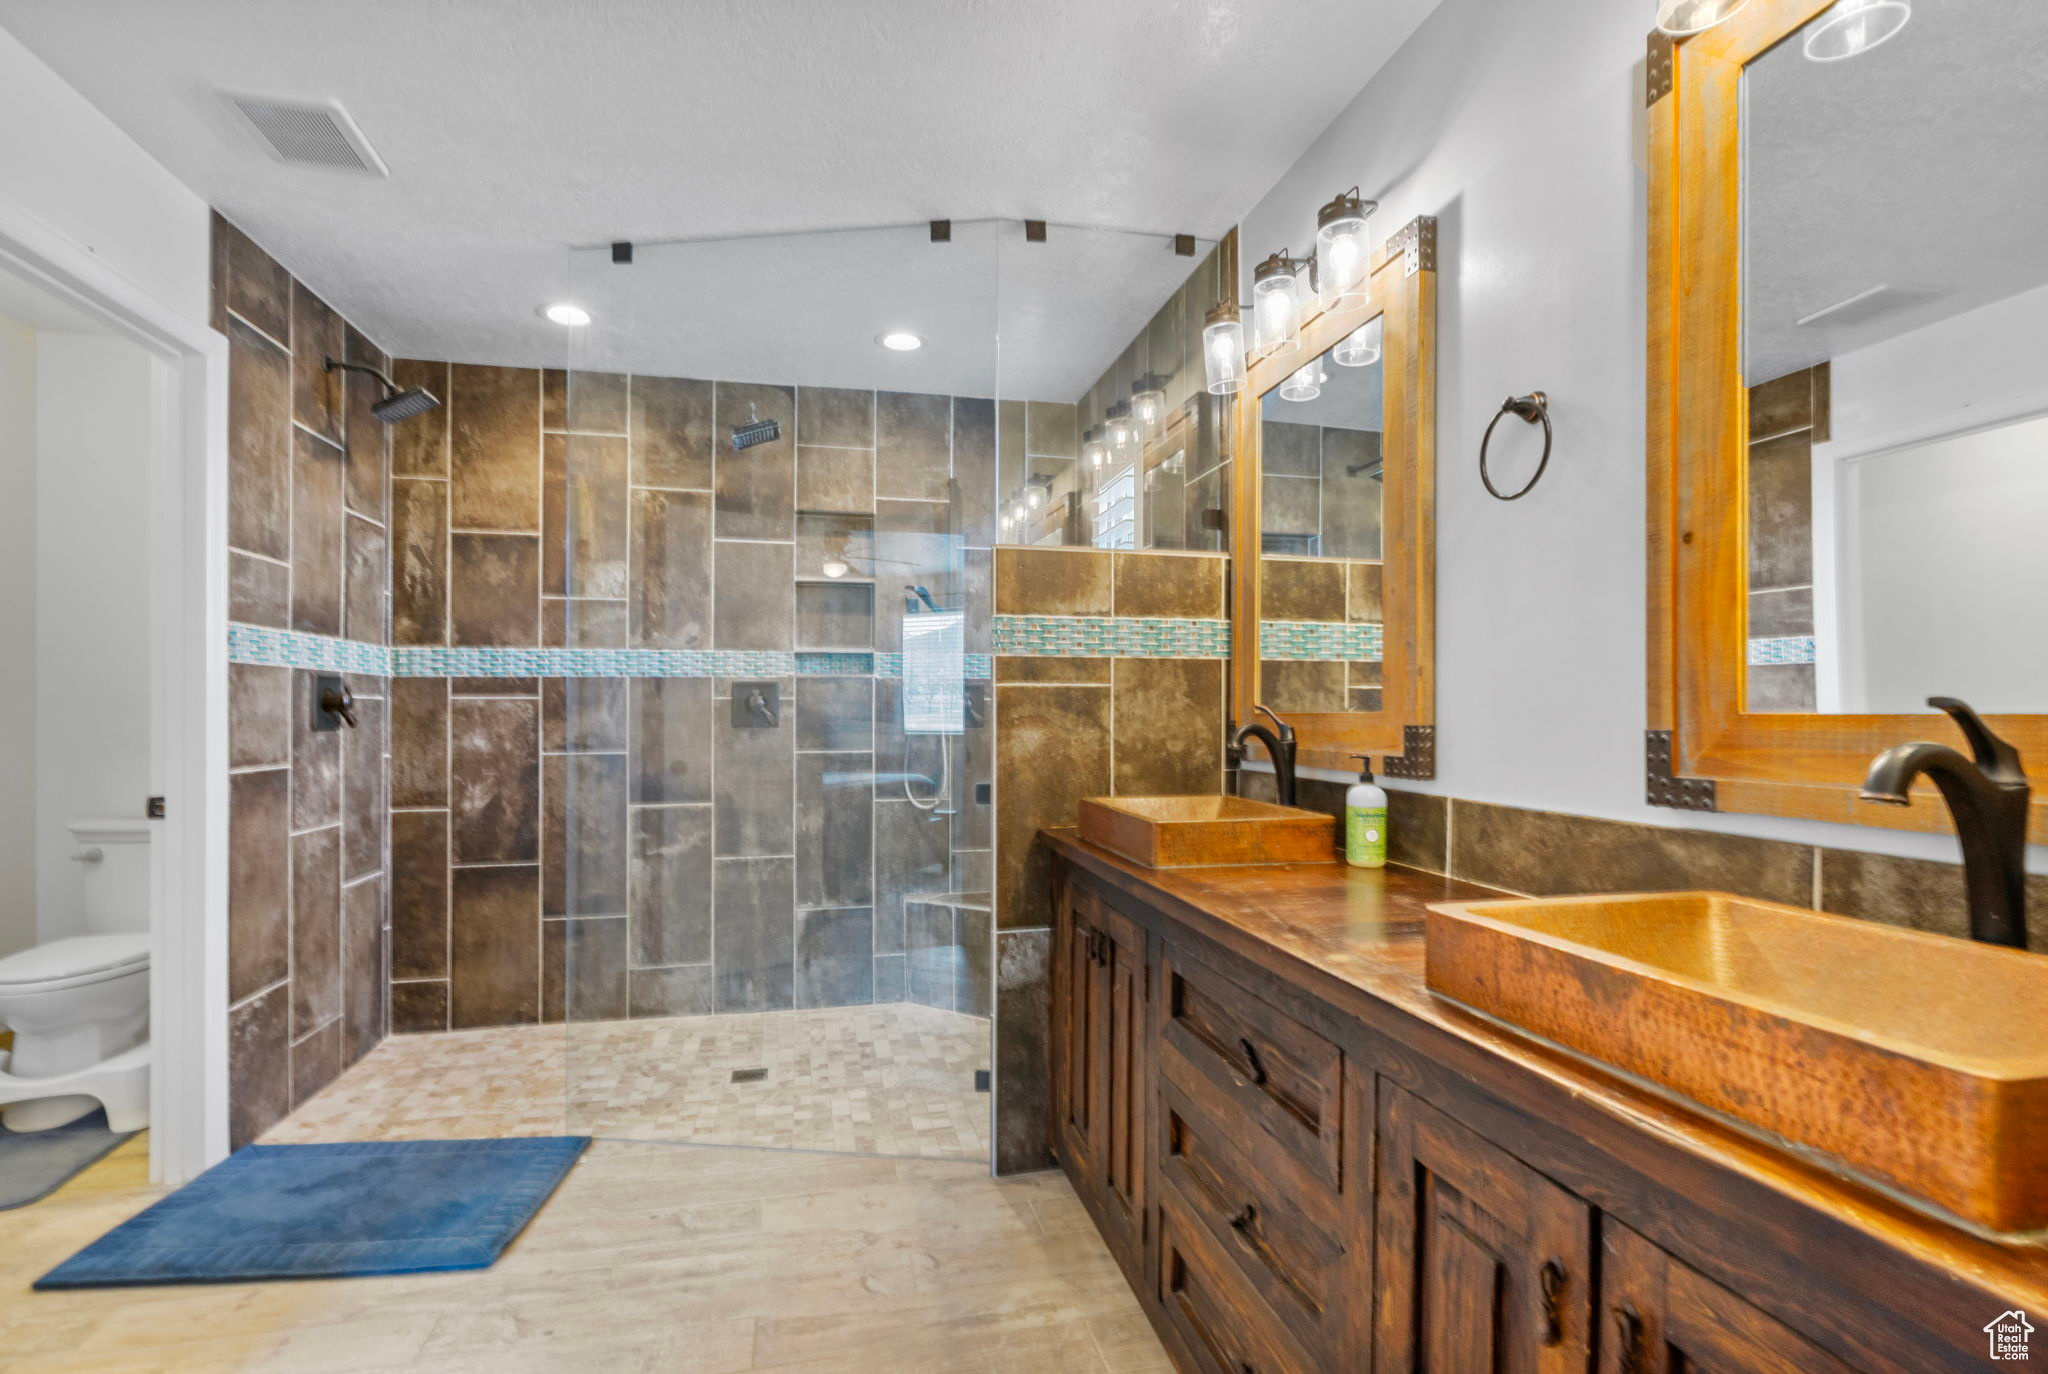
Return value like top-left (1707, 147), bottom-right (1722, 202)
top-left (547, 224), bottom-right (997, 1160)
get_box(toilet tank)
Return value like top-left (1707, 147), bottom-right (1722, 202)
top-left (68, 819), bottom-right (153, 935)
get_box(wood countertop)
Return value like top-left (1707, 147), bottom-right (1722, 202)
top-left (1041, 827), bottom-right (2048, 1314)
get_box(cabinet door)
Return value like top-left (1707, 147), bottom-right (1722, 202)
top-left (1055, 886), bottom-right (1108, 1180)
top-left (1599, 1222), bottom-right (1855, 1374)
top-left (1099, 903), bottom-right (1149, 1268)
top-left (1375, 1083), bottom-right (1594, 1373)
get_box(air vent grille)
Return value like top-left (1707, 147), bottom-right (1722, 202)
top-left (222, 94), bottom-right (388, 177)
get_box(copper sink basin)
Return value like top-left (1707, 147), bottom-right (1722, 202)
top-left (1426, 891), bottom-right (2048, 1233)
top-left (1077, 795), bottom-right (1335, 868)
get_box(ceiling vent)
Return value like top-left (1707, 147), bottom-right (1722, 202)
top-left (220, 93), bottom-right (388, 177)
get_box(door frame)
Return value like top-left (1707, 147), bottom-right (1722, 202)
top-left (0, 197), bottom-right (229, 1183)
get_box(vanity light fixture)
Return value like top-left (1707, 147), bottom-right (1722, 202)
top-left (1083, 425), bottom-right (1108, 468)
top-left (1314, 188), bottom-right (1375, 312)
top-left (821, 557), bottom-right (850, 579)
top-left (1251, 250), bottom-right (1307, 361)
top-left (1279, 358), bottom-right (1326, 403)
top-left (1334, 315), bottom-right (1382, 368)
top-left (1131, 375), bottom-right (1168, 442)
top-left (1654, 0), bottom-right (1752, 35)
top-left (1803, 0), bottom-right (1911, 60)
top-left (541, 303), bottom-right (592, 326)
top-left (1203, 302), bottom-right (1246, 395)
top-left (877, 330), bottom-right (924, 351)
top-left (1106, 399), bottom-right (1139, 459)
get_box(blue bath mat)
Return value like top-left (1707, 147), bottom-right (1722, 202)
top-left (0, 1108), bottom-right (139, 1210)
top-left (34, 1136), bottom-right (589, 1288)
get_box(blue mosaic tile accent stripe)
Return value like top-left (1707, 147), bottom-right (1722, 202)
top-left (229, 628), bottom-right (996, 680)
top-left (1747, 635), bottom-right (1816, 666)
top-left (1259, 621), bottom-right (1384, 662)
top-left (228, 625), bottom-right (393, 675)
top-left (991, 615), bottom-right (1230, 658)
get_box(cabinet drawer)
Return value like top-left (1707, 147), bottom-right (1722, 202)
top-left (1159, 1188), bottom-right (1319, 1374)
top-left (1161, 1079), bottom-right (1348, 1364)
top-left (1158, 948), bottom-right (1345, 1190)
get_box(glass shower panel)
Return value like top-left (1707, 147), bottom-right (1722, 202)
top-left (549, 224), bottom-right (997, 1161)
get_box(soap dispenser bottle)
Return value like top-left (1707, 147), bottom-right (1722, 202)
top-left (1345, 754), bottom-right (1388, 869)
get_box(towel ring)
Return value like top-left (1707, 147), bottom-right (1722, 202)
top-left (1479, 391), bottom-right (1551, 501)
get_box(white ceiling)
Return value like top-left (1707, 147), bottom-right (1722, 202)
top-left (0, 0), bottom-right (1445, 399)
top-left (1745, 0), bottom-right (2048, 384)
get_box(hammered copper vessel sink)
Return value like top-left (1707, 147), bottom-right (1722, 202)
top-left (1425, 891), bottom-right (2048, 1233)
top-left (1077, 795), bottom-right (1335, 868)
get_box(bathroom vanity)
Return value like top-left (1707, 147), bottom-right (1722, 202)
top-left (1043, 831), bottom-right (2047, 1373)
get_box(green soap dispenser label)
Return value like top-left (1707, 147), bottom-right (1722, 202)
top-left (1346, 805), bottom-right (1387, 868)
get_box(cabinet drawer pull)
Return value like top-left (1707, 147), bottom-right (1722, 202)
top-left (1611, 1303), bottom-right (1644, 1374)
top-left (1229, 1203), bottom-right (1258, 1233)
top-left (1538, 1259), bottom-right (1568, 1346)
top-left (1238, 1037), bottom-right (1269, 1085)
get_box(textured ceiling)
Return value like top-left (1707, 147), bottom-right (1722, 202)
top-left (0, 0), bottom-right (1444, 399)
top-left (1745, 0), bottom-right (2048, 384)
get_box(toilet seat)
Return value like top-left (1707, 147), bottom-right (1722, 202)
top-left (0, 934), bottom-right (150, 993)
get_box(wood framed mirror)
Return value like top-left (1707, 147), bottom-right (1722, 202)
top-left (1647, 0), bottom-right (2048, 839)
top-left (1230, 216), bottom-right (1437, 776)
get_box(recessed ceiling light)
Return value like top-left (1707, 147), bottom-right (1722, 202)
top-left (877, 331), bottom-right (923, 352)
top-left (541, 303), bottom-right (592, 327)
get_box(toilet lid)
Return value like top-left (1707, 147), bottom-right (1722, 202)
top-left (0, 934), bottom-right (150, 987)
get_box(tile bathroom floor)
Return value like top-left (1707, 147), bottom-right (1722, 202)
top-left (263, 1002), bottom-right (993, 1159)
top-left (6, 1135), bottom-right (1168, 1373)
top-left (4, 1002), bottom-right (1167, 1372)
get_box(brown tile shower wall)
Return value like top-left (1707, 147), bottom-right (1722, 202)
top-left (1746, 363), bottom-right (1828, 712)
top-left (989, 546), bottom-right (1229, 1173)
top-left (386, 366), bottom-right (1017, 1032)
top-left (215, 215), bottom-right (392, 1148)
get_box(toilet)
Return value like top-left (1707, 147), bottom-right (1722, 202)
top-left (0, 820), bottom-right (151, 1133)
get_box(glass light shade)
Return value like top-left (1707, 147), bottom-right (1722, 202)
top-left (1251, 264), bottom-right (1303, 361)
top-left (1131, 380), bottom-right (1167, 441)
top-left (1203, 311), bottom-right (1245, 395)
top-left (1106, 402), bottom-right (1139, 459)
top-left (1333, 316), bottom-right (1383, 368)
top-left (1655, 0), bottom-right (1752, 35)
top-left (1802, 0), bottom-right (1910, 60)
top-left (1278, 360), bottom-right (1325, 403)
top-left (1314, 193), bottom-right (1373, 312)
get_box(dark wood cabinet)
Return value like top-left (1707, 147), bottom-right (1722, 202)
top-left (1053, 877), bottom-right (1149, 1281)
top-left (1374, 1083), bottom-right (1594, 1372)
top-left (1045, 846), bottom-right (2035, 1374)
top-left (1598, 1221), bottom-right (1856, 1374)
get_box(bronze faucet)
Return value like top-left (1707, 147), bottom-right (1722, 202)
top-left (1228, 705), bottom-right (1298, 807)
top-left (1860, 697), bottom-right (2030, 949)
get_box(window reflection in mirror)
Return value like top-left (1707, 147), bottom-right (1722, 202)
top-left (998, 234), bottom-right (1236, 551)
top-left (1257, 322), bottom-right (1385, 715)
top-left (1741, 0), bottom-right (2048, 714)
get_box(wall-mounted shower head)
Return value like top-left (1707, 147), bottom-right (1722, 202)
top-left (730, 401), bottom-right (781, 451)
top-left (324, 357), bottom-right (441, 424)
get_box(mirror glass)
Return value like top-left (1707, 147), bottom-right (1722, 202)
top-left (1741, 1), bottom-right (2048, 714)
top-left (1256, 321), bottom-right (1386, 714)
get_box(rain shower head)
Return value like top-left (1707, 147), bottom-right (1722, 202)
top-left (730, 401), bottom-right (781, 451)
top-left (324, 357), bottom-right (441, 424)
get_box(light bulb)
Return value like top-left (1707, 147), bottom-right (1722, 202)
top-left (1333, 316), bottom-right (1382, 368)
top-left (1314, 190), bottom-right (1373, 313)
top-left (1803, 0), bottom-right (1910, 60)
top-left (1203, 307), bottom-right (1244, 396)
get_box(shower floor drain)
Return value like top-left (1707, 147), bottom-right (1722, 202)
top-left (730, 1067), bottom-right (769, 1084)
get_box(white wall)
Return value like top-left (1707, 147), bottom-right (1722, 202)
top-left (0, 26), bottom-right (211, 327)
top-left (34, 332), bottom-right (154, 940)
top-left (0, 313), bottom-right (34, 957)
top-left (1239, 0), bottom-right (2033, 869)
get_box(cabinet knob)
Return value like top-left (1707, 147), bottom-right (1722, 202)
top-left (1238, 1038), bottom-right (1269, 1086)
top-left (1611, 1303), bottom-right (1645, 1374)
top-left (1538, 1259), bottom-right (1568, 1346)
